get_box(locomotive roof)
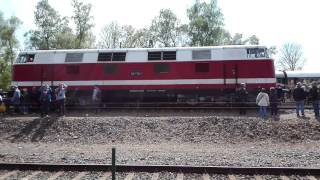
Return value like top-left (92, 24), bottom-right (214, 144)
top-left (19, 45), bottom-right (268, 54)
top-left (276, 71), bottom-right (320, 78)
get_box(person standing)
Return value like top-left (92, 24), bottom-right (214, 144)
top-left (293, 82), bottom-right (306, 117)
top-left (256, 88), bottom-right (270, 119)
top-left (11, 85), bottom-right (21, 114)
top-left (236, 83), bottom-right (248, 115)
top-left (55, 83), bottom-right (67, 116)
top-left (20, 89), bottom-right (28, 114)
top-left (0, 92), bottom-right (3, 113)
top-left (269, 87), bottom-right (279, 119)
top-left (92, 85), bottom-right (101, 112)
top-left (39, 85), bottom-right (52, 117)
top-left (309, 82), bottom-right (319, 118)
top-left (29, 86), bottom-right (40, 113)
top-left (276, 84), bottom-right (285, 103)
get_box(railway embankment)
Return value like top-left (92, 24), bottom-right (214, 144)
top-left (0, 111), bottom-right (320, 167)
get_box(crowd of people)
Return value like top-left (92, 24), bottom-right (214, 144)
top-left (0, 83), bottom-right (102, 118)
top-left (0, 82), bottom-right (319, 119)
top-left (237, 82), bottom-right (320, 120)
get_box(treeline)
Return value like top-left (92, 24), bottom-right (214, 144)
top-left (24, 0), bottom-right (260, 50)
top-left (0, 12), bottom-right (21, 90)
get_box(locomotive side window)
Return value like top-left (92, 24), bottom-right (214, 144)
top-left (192, 50), bottom-right (211, 60)
top-left (148, 51), bottom-right (176, 61)
top-left (195, 63), bottom-right (210, 72)
top-left (65, 53), bottom-right (83, 62)
top-left (148, 52), bottom-right (161, 60)
top-left (154, 64), bottom-right (170, 73)
top-left (98, 52), bottom-right (126, 61)
top-left (98, 53), bottom-right (112, 61)
top-left (247, 48), bottom-right (268, 58)
top-left (66, 65), bottom-right (80, 74)
top-left (104, 64), bottom-right (118, 75)
top-left (163, 51), bottom-right (176, 60)
top-left (112, 52), bottom-right (126, 61)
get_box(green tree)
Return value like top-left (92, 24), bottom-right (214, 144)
top-left (131, 28), bottom-right (153, 48)
top-left (149, 9), bottom-right (183, 47)
top-left (187, 0), bottom-right (225, 46)
top-left (247, 35), bottom-right (259, 45)
top-left (225, 33), bottom-right (260, 45)
top-left (54, 17), bottom-right (76, 49)
top-left (25, 0), bottom-right (62, 49)
top-left (0, 12), bottom-right (21, 90)
top-left (25, 0), bottom-right (77, 49)
top-left (277, 42), bottom-right (306, 71)
top-left (230, 33), bottom-right (246, 45)
top-left (72, 0), bottom-right (94, 48)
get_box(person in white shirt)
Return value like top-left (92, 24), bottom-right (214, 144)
top-left (92, 85), bottom-right (101, 112)
top-left (256, 88), bottom-right (270, 119)
top-left (11, 85), bottom-right (21, 114)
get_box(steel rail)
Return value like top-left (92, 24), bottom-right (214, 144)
top-left (0, 163), bottom-right (319, 175)
top-left (65, 106), bottom-right (312, 110)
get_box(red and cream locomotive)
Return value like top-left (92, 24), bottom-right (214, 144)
top-left (12, 45), bottom-right (276, 104)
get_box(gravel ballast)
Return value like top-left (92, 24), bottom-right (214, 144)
top-left (0, 110), bottom-right (320, 167)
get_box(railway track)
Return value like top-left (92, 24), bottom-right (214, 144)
top-left (3, 100), bottom-right (314, 114)
top-left (65, 101), bottom-right (314, 110)
top-left (0, 163), bottom-right (319, 180)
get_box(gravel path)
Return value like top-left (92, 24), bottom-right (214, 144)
top-left (0, 141), bottom-right (320, 167)
top-left (0, 110), bottom-right (320, 168)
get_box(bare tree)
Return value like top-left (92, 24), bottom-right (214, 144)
top-left (277, 42), bottom-right (306, 71)
top-left (98, 21), bottom-right (121, 48)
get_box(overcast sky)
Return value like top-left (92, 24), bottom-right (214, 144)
top-left (1, 0), bottom-right (319, 71)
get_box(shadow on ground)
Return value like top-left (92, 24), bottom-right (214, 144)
top-left (9, 116), bottom-right (58, 142)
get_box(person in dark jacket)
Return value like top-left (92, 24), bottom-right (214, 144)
top-left (276, 84), bottom-right (285, 103)
top-left (29, 86), bottom-right (40, 113)
top-left (309, 82), bottom-right (319, 117)
top-left (269, 87), bottom-right (279, 119)
top-left (293, 82), bottom-right (306, 117)
top-left (236, 83), bottom-right (248, 115)
top-left (40, 85), bottom-right (52, 118)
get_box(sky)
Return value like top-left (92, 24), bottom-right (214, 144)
top-left (0, 0), bottom-right (319, 71)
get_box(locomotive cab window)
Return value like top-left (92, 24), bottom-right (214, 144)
top-left (154, 64), bottom-right (170, 73)
top-left (148, 51), bottom-right (176, 61)
top-left (16, 54), bottom-right (35, 63)
top-left (195, 63), bottom-right (210, 73)
top-left (26, 54), bottom-right (35, 62)
top-left (98, 52), bottom-right (126, 61)
top-left (247, 48), bottom-right (268, 58)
